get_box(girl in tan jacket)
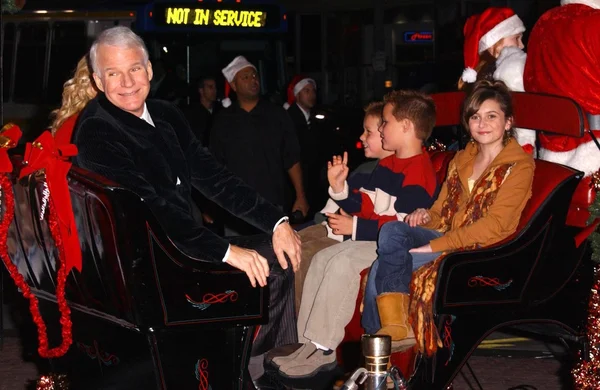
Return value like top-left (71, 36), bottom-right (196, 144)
top-left (362, 80), bottom-right (535, 345)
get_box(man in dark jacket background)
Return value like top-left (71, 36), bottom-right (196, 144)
top-left (211, 57), bottom-right (309, 228)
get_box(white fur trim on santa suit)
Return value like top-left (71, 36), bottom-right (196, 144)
top-left (513, 127), bottom-right (537, 155)
top-left (539, 140), bottom-right (600, 176)
top-left (494, 46), bottom-right (526, 92)
top-left (479, 14), bottom-right (525, 53)
top-left (561, 0), bottom-right (600, 9)
top-left (222, 56), bottom-right (256, 83)
top-left (293, 78), bottom-right (316, 96)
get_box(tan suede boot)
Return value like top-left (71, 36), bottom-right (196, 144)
top-left (375, 293), bottom-right (416, 350)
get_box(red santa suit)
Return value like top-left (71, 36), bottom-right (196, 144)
top-left (524, 0), bottom-right (600, 227)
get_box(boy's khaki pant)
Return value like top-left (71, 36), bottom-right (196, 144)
top-left (297, 240), bottom-right (378, 349)
top-left (296, 224), bottom-right (338, 316)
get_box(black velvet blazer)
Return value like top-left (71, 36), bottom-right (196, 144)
top-left (72, 94), bottom-right (284, 263)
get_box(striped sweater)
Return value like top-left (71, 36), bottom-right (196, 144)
top-left (329, 153), bottom-right (438, 241)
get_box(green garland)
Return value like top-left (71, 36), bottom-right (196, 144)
top-left (590, 191), bottom-right (600, 263)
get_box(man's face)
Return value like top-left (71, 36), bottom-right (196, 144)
top-left (93, 44), bottom-right (153, 117)
top-left (296, 83), bottom-right (316, 110)
top-left (200, 79), bottom-right (217, 103)
top-left (231, 67), bottom-right (260, 100)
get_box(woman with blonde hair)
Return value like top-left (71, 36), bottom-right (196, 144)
top-left (50, 55), bottom-right (98, 145)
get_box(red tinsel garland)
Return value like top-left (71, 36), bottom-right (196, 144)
top-left (572, 267), bottom-right (600, 388)
top-left (0, 174), bottom-right (73, 358)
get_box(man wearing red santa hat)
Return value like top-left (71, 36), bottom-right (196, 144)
top-left (524, 0), bottom-right (600, 227)
top-left (459, 7), bottom-right (536, 153)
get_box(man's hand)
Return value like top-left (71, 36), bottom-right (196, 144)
top-left (409, 244), bottom-right (433, 253)
top-left (292, 195), bottom-right (309, 217)
top-left (272, 221), bottom-right (302, 272)
top-left (404, 208), bottom-right (431, 227)
top-left (327, 152), bottom-right (350, 193)
top-left (225, 245), bottom-right (270, 287)
top-left (325, 209), bottom-right (353, 236)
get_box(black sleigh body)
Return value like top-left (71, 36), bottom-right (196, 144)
top-left (7, 161), bottom-right (267, 389)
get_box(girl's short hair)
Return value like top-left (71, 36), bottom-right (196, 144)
top-left (462, 79), bottom-right (515, 144)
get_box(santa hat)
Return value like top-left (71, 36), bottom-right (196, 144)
top-left (461, 7), bottom-right (525, 83)
top-left (221, 55), bottom-right (256, 108)
top-left (560, 0), bottom-right (600, 8)
top-left (283, 75), bottom-right (316, 110)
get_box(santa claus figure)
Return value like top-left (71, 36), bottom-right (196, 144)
top-left (524, 0), bottom-right (600, 227)
top-left (459, 7), bottom-right (536, 153)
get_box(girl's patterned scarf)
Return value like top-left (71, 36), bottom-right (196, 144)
top-left (408, 161), bottom-right (514, 357)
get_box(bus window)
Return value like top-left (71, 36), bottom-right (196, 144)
top-left (2, 23), bottom-right (15, 102)
top-left (13, 23), bottom-right (47, 103)
top-left (47, 22), bottom-right (88, 105)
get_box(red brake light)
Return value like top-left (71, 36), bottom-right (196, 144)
top-left (355, 141), bottom-right (363, 149)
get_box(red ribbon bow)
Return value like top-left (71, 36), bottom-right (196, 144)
top-left (20, 131), bottom-right (81, 273)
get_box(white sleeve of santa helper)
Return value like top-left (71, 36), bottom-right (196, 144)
top-left (494, 46), bottom-right (537, 154)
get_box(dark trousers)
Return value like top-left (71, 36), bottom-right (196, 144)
top-left (228, 235), bottom-right (297, 356)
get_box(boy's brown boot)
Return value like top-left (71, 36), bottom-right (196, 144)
top-left (375, 293), bottom-right (416, 349)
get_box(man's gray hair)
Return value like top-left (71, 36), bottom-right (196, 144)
top-left (89, 26), bottom-right (149, 75)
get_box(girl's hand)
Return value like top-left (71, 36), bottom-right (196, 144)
top-left (409, 244), bottom-right (433, 253)
top-left (404, 208), bottom-right (431, 227)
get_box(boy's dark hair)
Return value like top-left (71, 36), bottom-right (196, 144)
top-left (383, 90), bottom-right (436, 141)
top-left (364, 101), bottom-right (385, 120)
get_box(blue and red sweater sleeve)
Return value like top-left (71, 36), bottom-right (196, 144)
top-left (335, 153), bottom-right (438, 241)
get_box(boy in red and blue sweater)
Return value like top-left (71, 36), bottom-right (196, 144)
top-left (273, 90), bottom-right (438, 378)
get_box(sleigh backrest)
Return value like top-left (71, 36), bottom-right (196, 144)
top-left (432, 91), bottom-right (586, 137)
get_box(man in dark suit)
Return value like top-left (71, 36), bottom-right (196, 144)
top-left (72, 26), bottom-right (300, 383)
top-left (284, 76), bottom-right (326, 215)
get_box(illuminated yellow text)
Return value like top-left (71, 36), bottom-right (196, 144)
top-left (165, 7), bottom-right (267, 28)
